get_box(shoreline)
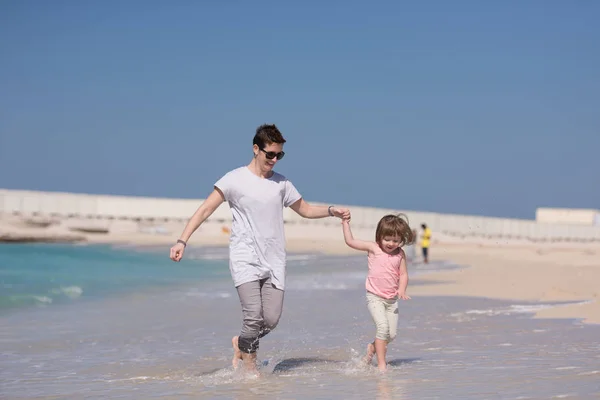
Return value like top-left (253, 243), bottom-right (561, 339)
top-left (2, 216), bottom-right (599, 326)
top-left (409, 243), bottom-right (600, 325)
top-left (108, 235), bottom-right (600, 326)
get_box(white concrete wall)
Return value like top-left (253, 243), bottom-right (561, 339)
top-left (2, 189), bottom-right (600, 243)
top-left (536, 207), bottom-right (600, 226)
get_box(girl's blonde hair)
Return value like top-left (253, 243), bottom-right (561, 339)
top-left (375, 213), bottom-right (415, 247)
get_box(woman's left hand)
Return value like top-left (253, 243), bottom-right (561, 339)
top-left (331, 207), bottom-right (350, 220)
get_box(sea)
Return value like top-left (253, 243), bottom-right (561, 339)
top-left (1, 243), bottom-right (599, 399)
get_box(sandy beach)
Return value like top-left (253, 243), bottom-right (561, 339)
top-left (411, 244), bottom-right (600, 325)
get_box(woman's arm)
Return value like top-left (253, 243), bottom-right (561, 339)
top-left (170, 187), bottom-right (225, 261)
top-left (178, 188), bottom-right (225, 242)
top-left (341, 219), bottom-right (377, 252)
top-left (290, 198), bottom-right (350, 219)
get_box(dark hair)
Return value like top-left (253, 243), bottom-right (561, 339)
top-left (421, 223), bottom-right (427, 229)
top-left (253, 124), bottom-right (286, 149)
top-left (376, 214), bottom-right (415, 247)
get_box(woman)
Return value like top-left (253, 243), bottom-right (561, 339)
top-left (169, 124), bottom-right (350, 373)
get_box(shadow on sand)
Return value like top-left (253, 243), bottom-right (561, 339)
top-left (272, 357), bottom-right (339, 373)
top-left (273, 357), bottom-right (421, 372)
top-left (195, 367), bottom-right (226, 376)
top-left (196, 357), bottom-right (421, 376)
top-left (387, 358), bottom-right (420, 366)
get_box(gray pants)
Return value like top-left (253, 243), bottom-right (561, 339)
top-left (236, 277), bottom-right (284, 354)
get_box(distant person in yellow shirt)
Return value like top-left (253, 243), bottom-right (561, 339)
top-left (420, 223), bottom-right (431, 263)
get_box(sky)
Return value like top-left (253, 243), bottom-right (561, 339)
top-left (1, 1), bottom-right (598, 220)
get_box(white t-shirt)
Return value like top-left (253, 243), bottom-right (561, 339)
top-left (214, 166), bottom-right (302, 290)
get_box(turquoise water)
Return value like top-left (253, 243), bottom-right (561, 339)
top-left (0, 243), bottom-right (229, 312)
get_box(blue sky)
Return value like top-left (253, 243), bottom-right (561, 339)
top-left (1, 1), bottom-right (598, 219)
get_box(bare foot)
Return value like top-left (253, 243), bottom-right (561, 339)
top-left (241, 352), bottom-right (259, 376)
top-left (231, 336), bottom-right (243, 369)
top-left (378, 363), bottom-right (388, 373)
top-left (363, 342), bottom-right (375, 365)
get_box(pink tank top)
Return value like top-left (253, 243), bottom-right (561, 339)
top-left (366, 249), bottom-right (405, 299)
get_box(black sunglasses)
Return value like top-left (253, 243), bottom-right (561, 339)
top-left (260, 148), bottom-right (285, 160)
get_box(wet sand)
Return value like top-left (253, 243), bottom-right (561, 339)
top-left (2, 253), bottom-right (599, 399)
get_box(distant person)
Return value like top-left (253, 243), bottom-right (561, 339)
top-left (169, 124), bottom-right (349, 375)
top-left (341, 214), bottom-right (414, 372)
top-left (420, 223), bottom-right (432, 263)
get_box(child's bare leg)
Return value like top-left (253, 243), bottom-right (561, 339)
top-left (363, 341), bottom-right (376, 365)
top-left (374, 338), bottom-right (388, 372)
top-left (231, 336), bottom-right (243, 369)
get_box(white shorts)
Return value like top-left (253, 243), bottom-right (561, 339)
top-left (366, 291), bottom-right (398, 342)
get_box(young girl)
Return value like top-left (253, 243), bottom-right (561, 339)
top-left (341, 214), bottom-right (414, 372)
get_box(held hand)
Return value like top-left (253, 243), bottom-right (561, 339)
top-left (331, 207), bottom-right (350, 220)
top-left (170, 242), bottom-right (186, 262)
top-left (398, 292), bottom-right (411, 300)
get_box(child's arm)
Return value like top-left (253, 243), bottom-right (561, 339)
top-left (341, 219), bottom-right (377, 252)
top-left (398, 253), bottom-right (411, 300)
